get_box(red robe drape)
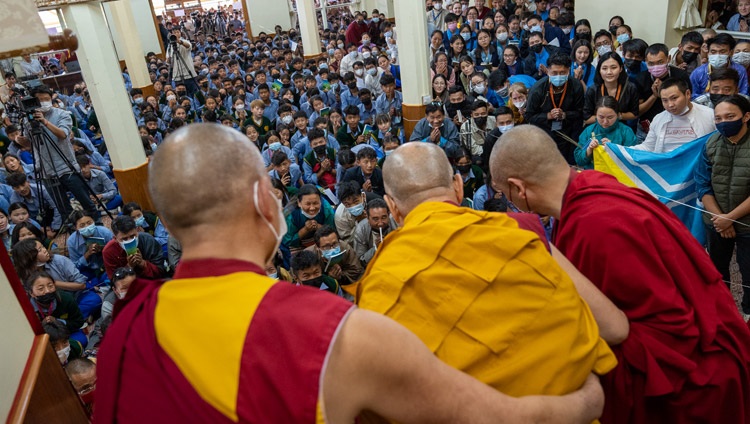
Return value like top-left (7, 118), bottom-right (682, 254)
top-left (553, 170), bottom-right (750, 424)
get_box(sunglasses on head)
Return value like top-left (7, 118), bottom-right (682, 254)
top-left (113, 267), bottom-right (136, 281)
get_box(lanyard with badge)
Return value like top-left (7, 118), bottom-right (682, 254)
top-left (549, 82), bottom-right (567, 131)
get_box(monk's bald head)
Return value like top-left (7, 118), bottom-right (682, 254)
top-left (149, 124), bottom-right (264, 238)
top-left (490, 125), bottom-right (569, 189)
top-left (383, 142), bottom-right (455, 213)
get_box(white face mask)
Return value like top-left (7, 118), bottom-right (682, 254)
top-left (253, 180), bottom-right (287, 265)
top-left (166, 95), bottom-right (177, 102)
top-left (39, 101), bottom-right (53, 112)
top-left (117, 290), bottom-right (128, 300)
top-left (733, 51), bottom-right (750, 66)
top-left (473, 83), bottom-right (486, 94)
top-left (57, 345), bottom-right (71, 364)
top-left (513, 100), bottom-right (526, 109)
top-left (354, 68), bottom-right (364, 77)
top-left (362, 51), bottom-right (372, 59)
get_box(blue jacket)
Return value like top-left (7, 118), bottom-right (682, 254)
top-left (67, 226), bottom-right (114, 273)
top-left (409, 117), bottom-right (461, 159)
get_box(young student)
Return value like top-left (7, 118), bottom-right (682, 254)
top-left (290, 249), bottom-right (347, 298)
top-left (268, 150), bottom-right (304, 194)
top-left (44, 318), bottom-right (83, 365)
top-left (377, 134), bottom-right (401, 169)
top-left (336, 105), bottom-right (367, 148)
top-left (302, 128), bottom-right (338, 190)
top-left (374, 74), bottom-right (403, 126)
top-left (245, 99), bottom-right (273, 139)
top-left (24, 270), bottom-right (87, 349)
top-left (341, 147), bottom-right (385, 197)
top-left (372, 113), bottom-right (404, 146)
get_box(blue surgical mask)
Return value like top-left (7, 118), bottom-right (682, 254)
top-left (384, 31), bottom-right (393, 38)
top-left (347, 202), bottom-right (365, 217)
top-left (268, 142), bottom-right (282, 151)
top-left (322, 245), bottom-right (342, 259)
top-left (616, 33), bottom-right (630, 44)
top-left (530, 25), bottom-right (543, 33)
top-left (301, 209), bottom-right (319, 219)
top-left (135, 216), bottom-right (148, 228)
top-left (267, 272), bottom-right (278, 279)
top-left (461, 33), bottom-right (471, 41)
top-left (134, 97), bottom-right (144, 105)
top-left (384, 150), bottom-right (394, 156)
top-left (498, 124), bottom-right (515, 133)
top-left (328, 48), bottom-right (335, 56)
top-left (79, 223), bottom-right (96, 237)
top-left (549, 74), bottom-right (569, 87)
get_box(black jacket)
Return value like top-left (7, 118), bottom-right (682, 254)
top-left (342, 166), bottom-right (385, 197)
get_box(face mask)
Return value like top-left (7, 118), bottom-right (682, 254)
top-left (301, 275), bottom-right (324, 288)
top-left (456, 164), bottom-right (471, 173)
top-left (235, 104), bottom-right (245, 111)
top-left (616, 34), bottom-right (630, 44)
top-left (36, 291), bottom-right (57, 305)
top-left (496, 32), bottom-right (508, 42)
top-left (314, 145), bottom-right (327, 156)
top-left (301, 208), bottom-right (319, 219)
top-left (134, 97), bottom-right (144, 105)
top-left (166, 95), bottom-right (177, 102)
top-left (474, 116), bottom-right (488, 128)
top-left (354, 68), bottom-right (364, 77)
top-left (135, 216), bottom-right (147, 228)
top-left (716, 118), bottom-right (746, 138)
top-left (433, 2), bottom-right (442, 10)
top-left (473, 83), bottom-right (486, 94)
top-left (39, 101), bottom-right (52, 112)
top-left (462, 4), bottom-right (468, 11)
top-left (362, 39), bottom-right (371, 46)
top-left (530, 25), bottom-right (543, 33)
top-left (497, 86), bottom-right (509, 98)
top-left (366, 68), bottom-right (377, 76)
top-left (148, 128), bottom-right (158, 136)
top-left (531, 44), bottom-right (543, 54)
top-left (647, 63), bottom-right (668, 78)
top-left (266, 141), bottom-right (282, 151)
top-left (119, 236), bottom-right (139, 255)
top-left (562, 27), bottom-right (572, 35)
top-left (338, 43), bottom-right (345, 49)
top-left (347, 202), bottom-right (365, 216)
top-left (384, 149), bottom-right (394, 156)
top-left (349, 51), bottom-right (358, 60)
top-left (710, 93), bottom-right (726, 105)
top-left (281, 115), bottom-right (293, 125)
top-left (253, 180), bottom-right (287, 265)
top-left (513, 100), bottom-right (526, 109)
top-left (447, 24), bottom-right (457, 32)
top-left (267, 272), bottom-right (278, 279)
top-left (609, 25), bottom-right (618, 34)
top-left (733, 51), bottom-right (750, 66)
top-left (597, 45), bottom-right (612, 56)
top-left (709, 54), bottom-right (729, 68)
top-left (461, 33), bottom-right (471, 41)
top-left (624, 58), bottom-right (642, 73)
top-left (56, 345), bottom-right (71, 364)
top-left (328, 48), bottom-right (335, 56)
top-left (363, 51), bottom-right (373, 59)
top-left (498, 123), bottom-right (515, 133)
top-left (681, 51), bottom-right (698, 64)
top-left (79, 223), bottom-right (96, 237)
top-left (176, 90), bottom-right (186, 96)
top-left (322, 245), bottom-right (342, 259)
top-left (549, 74), bottom-right (568, 87)
top-left (117, 290), bottom-right (128, 300)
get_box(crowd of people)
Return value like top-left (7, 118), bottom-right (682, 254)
top-left (2, 0), bottom-right (750, 422)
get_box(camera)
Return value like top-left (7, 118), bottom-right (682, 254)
top-left (169, 34), bottom-right (178, 43)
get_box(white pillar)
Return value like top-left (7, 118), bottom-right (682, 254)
top-left (60, 2), bottom-right (146, 171)
top-left (108, 0), bottom-right (152, 90)
top-left (244, 0), bottom-right (292, 35)
top-left (297, 0), bottom-right (322, 58)
top-left (394, 0), bottom-right (430, 106)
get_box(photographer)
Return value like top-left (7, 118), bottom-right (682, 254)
top-left (166, 28), bottom-right (198, 96)
top-left (15, 85), bottom-right (99, 225)
top-left (1, 72), bottom-right (25, 127)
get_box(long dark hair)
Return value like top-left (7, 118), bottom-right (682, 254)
top-left (11, 222), bottom-right (44, 247)
top-left (593, 51), bottom-right (628, 87)
top-left (11, 238), bottom-right (43, 282)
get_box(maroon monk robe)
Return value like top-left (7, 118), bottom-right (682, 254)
top-left (552, 170), bottom-right (750, 424)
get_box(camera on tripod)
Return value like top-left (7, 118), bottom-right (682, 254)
top-left (20, 95), bottom-right (42, 129)
top-left (169, 34), bottom-right (178, 44)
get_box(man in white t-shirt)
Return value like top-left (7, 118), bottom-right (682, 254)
top-left (632, 78), bottom-right (716, 153)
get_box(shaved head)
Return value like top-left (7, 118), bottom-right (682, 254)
top-left (490, 125), bottom-right (568, 189)
top-left (149, 124), bottom-right (265, 238)
top-left (383, 143), bottom-right (455, 214)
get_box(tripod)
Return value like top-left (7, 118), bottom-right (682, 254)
top-left (167, 38), bottom-right (197, 94)
top-left (24, 116), bottom-right (113, 237)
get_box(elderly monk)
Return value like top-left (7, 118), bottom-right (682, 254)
top-left (356, 142), bottom-right (626, 402)
top-left (95, 124), bottom-right (607, 424)
top-left (490, 125), bottom-right (750, 424)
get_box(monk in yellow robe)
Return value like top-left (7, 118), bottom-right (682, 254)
top-left (356, 142), bottom-right (627, 400)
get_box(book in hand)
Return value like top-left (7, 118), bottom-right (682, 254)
top-left (320, 107), bottom-right (331, 117)
top-left (321, 81), bottom-right (331, 92)
top-left (362, 124), bottom-right (374, 138)
top-left (85, 237), bottom-right (106, 247)
top-left (271, 80), bottom-right (283, 92)
top-left (324, 250), bottom-right (348, 271)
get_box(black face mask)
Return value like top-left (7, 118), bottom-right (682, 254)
top-left (301, 275), bottom-right (324, 288)
top-left (710, 93), bottom-right (727, 105)
top-left (74, 88), bottom-right (82, 94)
top-left (36, 292), bottom-right (57, 305)
top-left (681, 51), bottom-right (698, 64)
top-left (271, 74), bottom-right (280, 80)
top-left (361, 97), bottom-right (372, 105)
top-left (314, 145), bottom-right (327, 156)
top-left (474, 116), bottom-right (488, 128)
top-left (609, 25), bottom-right (618, 35)
top-left (457, 164), bottom-right (472, 174)
top-left (200, 82), bottom-right (209, 88)
top-left (148, 128), bottom-right (158, 136)
top-left (176, 90), bottom-right (186, 96)
top-left (624, 59), bottom-right (642, 73)
top-left (531, 44), bottom-right (543, 54)
top-left (347, 82), bottom-right (357, 90)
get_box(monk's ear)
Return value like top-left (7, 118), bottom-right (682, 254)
top-left (507, 177), bottom-right (527, 199)
top-left (452, 173), bottom-right (464, 204)
top-left (384, 194), bottom-right (403, 226)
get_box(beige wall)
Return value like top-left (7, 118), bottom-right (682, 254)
top-left (0, 272), bottom-right (35, 421)
top-left (575, 0), bottom-right (686, 47)
top-left (245, 0), bottom-right (292, 35)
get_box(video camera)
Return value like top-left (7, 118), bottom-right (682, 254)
top-left (169, 34), bottom-right (178, 43)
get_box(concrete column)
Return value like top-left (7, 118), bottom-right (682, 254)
top-left (394, 0), bottom-right (431, 138)
top-left (575, 0), bottom-right (684, 46)
top-left (297, 0), bottom-right (322, 59)
top-left (243, 0), bottom-right (292, 36)
top-left (60, 2), bottom-right (153, 211)
top-left (108, 0), bottom-right (155, 97)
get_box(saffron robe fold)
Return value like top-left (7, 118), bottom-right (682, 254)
top-left (357, 201), bottom-right (617, 398)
